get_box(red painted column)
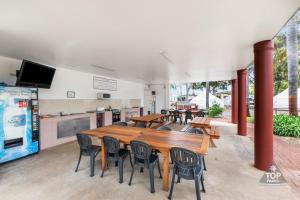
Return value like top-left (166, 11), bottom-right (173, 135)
top-left (237, 69), bottom-right (247, 136)
top-left (254, 40), bottom-right (274, 171)
top-left (231, 79), bottom-right (238, 124)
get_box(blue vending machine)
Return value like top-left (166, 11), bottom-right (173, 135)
top-left (0, 86), bottom-right (39, 164)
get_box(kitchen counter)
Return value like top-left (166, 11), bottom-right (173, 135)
top-left (40, 113), bottom-right (97, 150)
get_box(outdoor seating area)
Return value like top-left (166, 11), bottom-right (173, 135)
top-left (0, 1), bottom-right (299, 200)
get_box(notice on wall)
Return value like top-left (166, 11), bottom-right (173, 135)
top-left (93, 76), bottom-right (117, 91)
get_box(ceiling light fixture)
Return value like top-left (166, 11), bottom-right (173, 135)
top-left (159, 51), bottom-right (174, 64)
top-left (184, 72), bottom-right (191, 77)
top-left (91, 64), bottom-right (115, 72)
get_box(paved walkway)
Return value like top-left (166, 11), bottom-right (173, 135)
top-left (247, 123), bottom-right (300, 199)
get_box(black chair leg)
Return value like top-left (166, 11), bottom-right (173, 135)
top-left (100, 164), bottom-right (105, 178)
top-left (75, 152), bottom-right (82, 172)
top-left (90, 154), bottom-right (96, 177)
top-left (128, 164), bottom-right (135, 186)
top-left (202, 157), bottom-right (207, 171)
top-left (195, 177), bottom-right (201, 200)
top-left (149, 166), bottom-right (155, 193)
top-left (200, 174), bottom-right (206, 193)
top-left (128, 153), bottom-right (133, 168)
top-left (157, 160), bottom-right (162, 178)
top-left (168, 169), bottom-right (176, 200)
top-left (119, 158), bottom-right (124, 183)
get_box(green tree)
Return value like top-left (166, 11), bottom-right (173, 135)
top-left (273, 35), bottom-right (288, 95)
top-left (286, 14), bottom-right (299, 116)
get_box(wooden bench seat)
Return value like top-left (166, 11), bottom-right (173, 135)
top-left (151, 121), bottom-right (172, 129)
top-left (180, 125), bottom-right (190, 132)
top-left (208, 126), bottom-right (220, 139)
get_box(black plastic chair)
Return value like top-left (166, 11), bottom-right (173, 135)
top-left (168, 147), bottom-right (205, 200)
top-left (128, 140), bottom-right (162, 193)
top-left (161, 109), bottom-right (170, 121)
top-left (100, 136), bottom-right (133, 183)
top-left (161, 109), bottom-right (168, 114)
top-left (197, 110), bottom-right (205, 117)
top-left (185, 128), bottom-right (207, 170)
top-left (75, 133), bottom-right (101, 177)
top-left (185, 128), bottom-right (207, 171)
top-left (136, 123), bottom-right (147, 128)
top-left (157, 126), bottom-right (172, 131)
top-left (184, 110), bottom-right (193, 125)
top-left (173, 110), bottom-right (182, 124)
top-left (185, 128), bottom-right (204, 134)
top-left (114, 121), bottom-right (128, 126)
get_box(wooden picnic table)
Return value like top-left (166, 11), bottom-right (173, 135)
top-left (131, 114), bottom-right (165, 127)
top-left (81, 125), bottom-right (209, 191)
top-left (189, 117), bottom-right (220, 146)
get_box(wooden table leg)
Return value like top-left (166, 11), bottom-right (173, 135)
top-left (210, 137), bottom-right (217, 147)
top-left (100, 138), bottom-right (107, 170)
top-left (162, 151), bottom-right (170, 191)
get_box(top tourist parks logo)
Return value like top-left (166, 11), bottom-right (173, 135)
top-left (259, 163), bottom-right (287, 185)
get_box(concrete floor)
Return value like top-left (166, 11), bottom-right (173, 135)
top-left (0, 123), bottom-right (298, 200)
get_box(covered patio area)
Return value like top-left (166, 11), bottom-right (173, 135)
top-left (0, 0), bottom-right (299, 200)
top-left (0, 122), bottom-right (297, 200)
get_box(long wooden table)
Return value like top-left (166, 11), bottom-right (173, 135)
top-left (81, 125), bottom-right (209, 191)
top-left (131, 114), bottom-right (165, 127)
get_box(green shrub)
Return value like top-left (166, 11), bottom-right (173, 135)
top-left (273, 115), bottom-right (300, 137)
top-left (247, 116), bottom-right (255, 123)
top-left (208, 103), bottom-right (223, 117)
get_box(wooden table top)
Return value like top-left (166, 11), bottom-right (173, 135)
top-left (81, 125), bottom-right (209, 155)
top-left (131, 114), bottom-right (165, 123)
top-left (189, 117), bottom-right (211, 127)
top-left (135, 130), bottom-right (209, 155)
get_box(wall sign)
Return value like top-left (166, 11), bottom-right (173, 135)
top-left (93, 76), bottom-right (117, 91)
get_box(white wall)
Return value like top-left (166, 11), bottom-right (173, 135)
top-left (39, 67), bottom-right (144, 100)
top-left (0, 56), bottom-right (144, 101)
top-left (0, 56), bottom-right (20, 85)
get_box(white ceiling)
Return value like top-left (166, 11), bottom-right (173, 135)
top-left (0, 0), bottom-right (299, 84)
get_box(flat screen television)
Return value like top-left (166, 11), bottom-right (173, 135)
top-left (16, 60), bottom-right (56, 89)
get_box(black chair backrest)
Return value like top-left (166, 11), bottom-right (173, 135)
top-left (136, 123), bottom-right (146, 128)
top-left (185, 128), bottom-right (203, 134)
top-left (130, 140), bottom-right (152, 162)
top-left (161, 109), bottom-right (168, 114)
top-left (185, 110), bottom-right (192, 118)
top-left (76, 133), bottom-right (92, 151)
top-left (157, 126), bottom-right (172, 131)
top-left (197, 110), bottom-right (205, 117)
top-left (173, 110), bottom-right (180, 117)
top-left (103, 136), bottom-right (120, 154)
top-left (114, 122), bottom-right (128, 126)
top-left (170, 147), bottom-right (200, 178)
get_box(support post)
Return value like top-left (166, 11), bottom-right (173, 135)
top-left (254, 40), bottom-right (274, 171)
top-left (237, 69), bottom-right (247, 136)
top-left (231, 79), bottom-right (238, 124)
